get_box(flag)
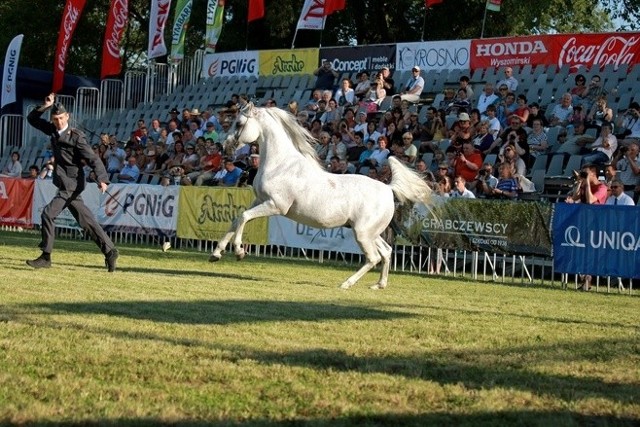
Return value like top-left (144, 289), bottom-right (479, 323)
top-left (324, 0), bottom-right (345, 15)
top-left (52, 0), bottom-right (87, 93)
top-left (248, 0), bottom-right (264, 22)
top-left (205, 0), bottom-right (225, 53)
top-left (486, 0), bottom-right (502, 12)
top-left (101, 0), bottom-right (128, 79)
top-left (169, 0), bottom-right (193, 64)
top-left (1, 34), bottom-right (23, 109)
top-left (296, 0), bottom-right (326, 31)
top-left (425, 0), bottom-right (443, 7)
top-left (148, 0), bottom-right (172, 59)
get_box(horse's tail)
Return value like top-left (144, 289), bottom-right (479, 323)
top-left (387, 156), bottom-right (434, 206)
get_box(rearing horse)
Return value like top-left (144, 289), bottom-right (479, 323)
top-left (210, 104), bottom-right (435, 289)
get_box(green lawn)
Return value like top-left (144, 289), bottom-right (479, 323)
top-left (0, 230), bottom-right (638, 426)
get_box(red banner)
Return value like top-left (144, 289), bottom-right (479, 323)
top-left (101, 0), bottom-right (128, 79)
top-left (247, 0), bottom-right (264, 22)
top-left (52, 0), bottom-right (87, 93)
top-left (0, 178), bottom-right (35, 228)
top-left (470, 32), bottom-right (640, 71)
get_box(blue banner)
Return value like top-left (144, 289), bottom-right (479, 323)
top-left (553, 204), bottom-right (640, 278)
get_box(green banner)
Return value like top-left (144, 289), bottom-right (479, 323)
top-left (170, 0), bottom-right (193, 63)
top-left (395, 198), bottom-right (553, 256)
top-left (205, 0), bottom-right (225, 54)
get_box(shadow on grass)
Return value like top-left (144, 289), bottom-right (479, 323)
top-left (28, 299), bottom-right (415, 325)
top-left (11, 410), bottom-right (640, 426)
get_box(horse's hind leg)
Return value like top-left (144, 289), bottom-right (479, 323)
top-left (371, 236), bottom-right (392, 290)
top-left (340, 237), bottom-right (381, 289)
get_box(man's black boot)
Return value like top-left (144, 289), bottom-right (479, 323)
top-left (26, 253), bottom-right (51, 269)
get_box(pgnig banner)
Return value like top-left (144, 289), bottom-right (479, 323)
top-left (553, 204), bottom-right (640, 278)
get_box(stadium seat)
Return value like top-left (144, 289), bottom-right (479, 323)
top-left (546, 154), bottom-right (566, 177)
top-left (527, 154), bottom-right (548, 177)
top-left (562, 154), bottom-right (584, 177)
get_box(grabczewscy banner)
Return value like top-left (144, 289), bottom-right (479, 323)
top-left (169, 0), bottom-right (192, 64)
top-left (204, 0), bottom-right (225, 54)
top-left (176, 186), bottom-right (267, 243)
top-left (52, 0), bottom-right (86, 93)
top-left (1, 34), bottom-right (23, 109)
top-left (148, 0), bottom-right (172, 60)
top-left (101, 0), bottom-right (128, 79)
top-left (553, 204), bottom-right (640, 278)
top-left (0, 177), bottom-right (34, 227)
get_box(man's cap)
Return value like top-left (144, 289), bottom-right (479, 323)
top-left (249, 153), bottom-right (260, 159)
top-left (458, 112), bottom-right (470, 121)
top-left (169, 107), bottom-right (180, 114)
top-left (206, 121), bottom-right (215, 127)
top-left (190, 108), bottom-right (201, 116)
top-left (51, 103), bottom-right (67, 115)
top-left (412, 66), bottom-right (421, 72)
top-left (438, 162), bottom-right (449, 169)
top-left (358, 111), bottom-right (367, 116)
top-left (381, 66), bottom-right (389, 70)
top-left (529, 102), bottom-right (540, 108)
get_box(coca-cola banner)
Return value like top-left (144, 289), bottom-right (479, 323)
top-left (396, 40), bottom-right (471, 72)
top-left (148, 0), bottom-right (172, 60)
top-left (470, 32), bottom-right (640, 71)
top-left (52, 0), bottom-right (87, 93)
top-left (101, 0), bottom-right (128, 79)
top-left (319, 45), bottom-right (396, 74)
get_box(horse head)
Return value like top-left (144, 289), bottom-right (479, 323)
top-left (233, 102), bottom-right (261, 145)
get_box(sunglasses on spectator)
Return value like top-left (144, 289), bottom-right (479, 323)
top-left (611, 185), bottom-right (621, 188)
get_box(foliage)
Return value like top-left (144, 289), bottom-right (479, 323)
top-left (0, 0), bottom-right (626, 80)
top-left (0, 231), bottom-right (639, 424)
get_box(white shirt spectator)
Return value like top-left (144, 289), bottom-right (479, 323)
top-left (606, 193), bottom-right (635, 206)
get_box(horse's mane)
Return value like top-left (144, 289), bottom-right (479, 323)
top-left (258, 107), bottom-right (324, 171)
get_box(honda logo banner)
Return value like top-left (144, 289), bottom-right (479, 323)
top-left (553, 204), bottom-right (640, 278)
top-left (52, 0), bottom-right (86, 93)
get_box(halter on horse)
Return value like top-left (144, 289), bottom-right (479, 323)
top-left (210, 103), bottom-right (435, 289)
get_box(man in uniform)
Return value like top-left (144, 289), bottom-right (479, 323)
top-left (26, 93), bottom-right (119, 271)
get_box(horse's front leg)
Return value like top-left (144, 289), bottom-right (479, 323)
top-left (231, 199), bottom-right (282, 261)
top-left (210, 199), bottom-right (263, 262)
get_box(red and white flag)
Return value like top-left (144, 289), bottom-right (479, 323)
top-left (52, 0), bottom-right (86, 93)
top-left (425, 0), bottom-right (443, 7)
top-left (101, 0), bottom-right (128, 79)
top-left (148, 0), bottom-right (172, 60)
top-left (296, 0), bottom-right (345, 31)
top-left (2, 34), bottom-right (23, 109)
top-left (248, 0), bottom-right (264, 22)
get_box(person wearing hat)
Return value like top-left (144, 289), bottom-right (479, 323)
top-left (245, 153), bottom-right (260, 186)
top-left (399, 66), bottom-right (424, 103)
top-left (203, 120), bottom-right (219, 142)
top-left (168, 107), bottom-right (182, 130)
top-left (26, 92), bottom-right (118, 272)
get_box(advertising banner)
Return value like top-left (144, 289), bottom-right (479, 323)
top-left (396, 40), bottom-right (471, 72)
top-left (259, 49), bottom-right (319, 76)
top-left (176, 187), bottom-right (267, 243)
top-left (148, 0), bottom-right (172, 59)
top-left (553, 204), bottom-right (640, 278)
top-left (319, 45), bottom-right (396, 74)
top-left (97, 184), bottom-right (179, 236)
top-left (396, 198), bottom-right (552, 256)
top-left (1, 34), bottom-right (23, 109)
top-left (296, 0), bottom-right (327, 31)
top-left (268, 216), bottom-right (362, 254)
top-left (204, 0), bottom-right (225, 54)
top-left (0, 177), bottom-right (34, 227)
top-left (31, 180), bottom-right (100, 230)
top-left (101, 0), bottom-right (128, 79)
top-left (52, 0), bottom-right (86, 92)
top-left (169, 0), bottom-right (193, 64)
top-left (202, 51), bottom-right (259, 78)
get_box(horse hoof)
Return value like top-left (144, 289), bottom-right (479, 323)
top-left (236, 252), bottom-right (245, 261)
top-left (370, 283), bottom-right (386, 290)
top-left (208, 254), bottom-right (221, 263)
top-left (339, 282), bottom-right (352, 290)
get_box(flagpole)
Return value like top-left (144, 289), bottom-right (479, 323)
top-left (480, 2), bottom-right (488, 38)
top-left (319, 16), bottom-right (326, 48)
top-left (421, 9), bottom-right (428, 42)
top-left (291, 27), bottom-right (300, 49)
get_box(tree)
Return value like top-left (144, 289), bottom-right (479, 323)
top-left (0, 0), bottom-right (623, 81)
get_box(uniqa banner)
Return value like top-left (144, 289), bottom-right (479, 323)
top-left (176, 186), bottom-right (267, 243)
top-left (0, 177), bottom-right (34, 227)
top-left (552, 203), bottom-right (640, 278)
top-left (395, 198), bottom-right (553, 256)
top-left (1, 34), bottom-right (23, 109)
top-left (97, 183), bottom-right (179, 237)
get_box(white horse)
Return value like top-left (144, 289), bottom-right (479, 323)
top-left (210, 104), bottom-right (435, 289)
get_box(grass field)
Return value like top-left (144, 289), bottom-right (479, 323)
top-left (0, 230), bottom-right (638, 426)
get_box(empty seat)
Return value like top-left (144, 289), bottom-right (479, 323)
top-left (562, 154), bottom-right (584, 177)
top-left (546, 153), bottom-right (566, 177)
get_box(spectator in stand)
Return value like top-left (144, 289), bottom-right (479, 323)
top-left (313, 60), bottom-right (339, 91)
top-left (526, 102), bottom-right (549, 128)
top-left (477, 83), bottom-right (499, 116)
top-left (378, 66), bottom-right (395, 95)
top-left (141, 149), bottom-right (158, 175)
top-left (321, 98), bottom-right (341, 127)
top-left (327, 132), bottom-right (347, 161)
top-left (496, 90), bottom-right (516, 129)
top-left (315, 131), bottom-right (331, 163)
top-left (245, 153), bottom-right (260, 186)
top-left (217, 119), bottom-right (233, 143)
top-left (154, 142), bottom-right (171, 174)
top-left (355, 138), bottom-right (376, 172)
top-left (606, 178), bottom-right (635, 206)
top-left (500, 144), bottom-right (527, 177)
top-left (438, 88), bottom-right (456, 111)
top-left (117, 156), bottom-right (140, 183)
top-left (398, 132), bottom-right (418, 166)
top-left (459, 75), bottom-right (474, 99)
top-left (435, 174), bottom-right (452, 197)
top-left (287, 100), bottom-right (299, 117)
top-left (453, 141), bottom-right (483, 183)
top-left (472, 120), bottom-right (495, 154)
top-left (309, 118), bottom-right (323, 140)
top-left (353, 71), bottom-right (371, 101)
top-left (27, 164), bottom-right (39, 179)
top-left (360, 136), bottom-right (390, 170)
top-left (400, 66), bottom-right (424, 103)
top-left (148, 118), bottom-right (162, 142)
top-left (181, 144), bottom-right (201, 174)
top-left (570, 74), bottom-right (588, 107)
top-left (450, 176), bottom-right (476, 198)
top-left (166, 140), bottom-right (186, 170)
top-left (550, 93), bottom-right (574, 127)
top-left (472, 162), bottom-right (499, 198)
top-left (203, 121), bottom-right (218, 142)
top-left (105, 136), bottom-right (126, 173)
top-left (405, 111), bottom-right (422, 141)
top-left (220, 158), bottom-right (244, 186)
top-left (449, 112), bottom-right (475, 152)
top-left (189, 142), bottom-right (223, 186)
top-left (487, 162), bottom-right (520, 199)
top-left (365, 120), bottom-right (382, 143)
top-left (446, 88), bottom-right (471, 116)
top-left (132, 119), bottom-right (146, 141)
top-left (528, 118), bottom-right (549, 158)
top-left (585, 95), bottom-right (613, 134)
top-left (581, 74), bottom-right (607, 113)
top-left (362, 77), bottom-right (386, 111)
top-left (581, 122), bottom-right (617, 167)
top-left (496, 66), bottom-right (518, 91)
top-left (334, 78), bottom-right (355, 110)
top-left (1, 151), bottom-right (22, 177)
top-left (484, 104), bottom-right (502, 137)
top-left (616, 102), bottom-right (640, 146)
top-left (200, 108), bottom-right (220, 133)
top-left (165, 120), bottom-right (180, 148)
top-left (512, 94), bottom-right (529, 124)
top-left (347, 131), bottom-right (367, 165)
top-left (305, 89), bottom-right (323, 117)
top-left (490, 115), bottom-right (529, 163)
top-left (611, 141), bottom-right (640, 197)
